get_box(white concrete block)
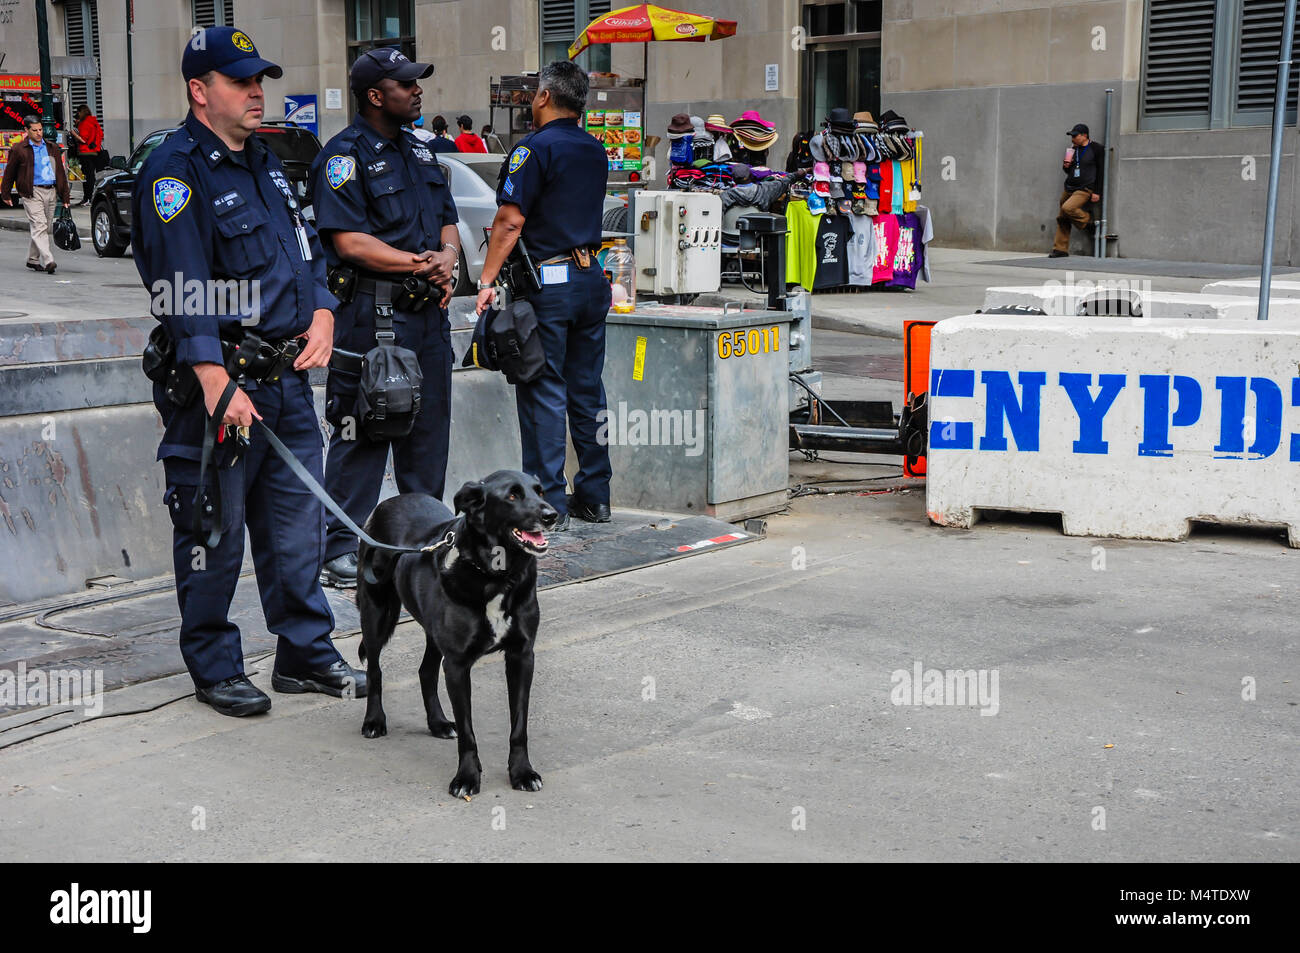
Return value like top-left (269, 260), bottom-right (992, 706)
top-left (926, 314), bottom-right (1300, 546)
top-left (985, 285), bottom-right (1300, 320)
top-left (1201, 278), bottom-right (1300, 298)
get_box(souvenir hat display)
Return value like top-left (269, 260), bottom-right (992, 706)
top-left (730, 109), bottom-right (778, 150)
top-left (778, 105), bottom-right (932, 295)
top-left (667, 113), bottom-right (694, 138)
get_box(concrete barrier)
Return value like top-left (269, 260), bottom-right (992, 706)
top-left (926, 313), bottom-right (1300, 546)
top-left (983, 285), bottom-right (1300, 320)
top-left (1201, 278), bottom-right (1300, 298)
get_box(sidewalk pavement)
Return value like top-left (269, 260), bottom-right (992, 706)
top-left (701, 247), bottom-right (1300, 339)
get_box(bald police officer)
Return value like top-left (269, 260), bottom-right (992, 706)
top-left (312, 48), bottom-right (460, 587)
top-left (133, 27), bottom-right (365, 716)
top-left (474, 61), bottom-right (611, 532)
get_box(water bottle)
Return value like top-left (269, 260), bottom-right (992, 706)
top-left (606, 239), bottom-right (636, 314)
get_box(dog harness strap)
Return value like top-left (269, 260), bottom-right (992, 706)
top-left (251, 417), bottom-right (449, 557)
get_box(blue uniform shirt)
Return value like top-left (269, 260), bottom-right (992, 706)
top-left (310, 114), bottom-right (458, 267)
top-left (132, 112), bottom-right (334, 369)
top-left (496, 116), bottom-right (607, 261)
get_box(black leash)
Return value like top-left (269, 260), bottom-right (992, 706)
top-left (195, 379), bottom-right (453, 559)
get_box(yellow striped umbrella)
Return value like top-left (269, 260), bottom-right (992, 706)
top-left (567, 3), bottom-right (739, 60)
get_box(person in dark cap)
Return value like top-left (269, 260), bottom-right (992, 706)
top-left (131, 25), bottom-right (365, 716)
top-left (455, 115), bottom-right (487, 153)
top-left (1050, 122), bottom-right (1102, 258)
top-left (474, 60), bottom-right (612, 531)
top-left (310, 46), bottom-right (461, 588)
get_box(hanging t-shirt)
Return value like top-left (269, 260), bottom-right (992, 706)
top-left (872, 213), bottom-right (900, 284)
top-left (887, 212), bottom-right (924, 290)
top-left (877, 162), bottom-right (893, 214)
top-left (812, 214), bottom-right (850, 290)
top-left (785, 199), bottom-right (822, 290)
top-left (900, 157), bottom-right (919, 213)
top-left (848, 214), bottom-right (876, 285)
top-left (891, 160), bottom-right (905, 214)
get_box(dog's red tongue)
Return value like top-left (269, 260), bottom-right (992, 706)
top-left (519, 529), bottom-right (546, 546)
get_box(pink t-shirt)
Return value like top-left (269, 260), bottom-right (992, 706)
top-left (872, 213), bottom-right (900, 284)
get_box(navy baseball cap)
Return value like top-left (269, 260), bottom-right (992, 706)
top-left (1067, 123), bottom-right (1089, 136)
top-left (182, 26), bottom-right (283, 81)
top-left (350, 47), bottom-right (433, 92)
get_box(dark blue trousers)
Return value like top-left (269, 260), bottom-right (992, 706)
top-left (323, 299), bottom-right (452, 562)
top-left (514, 263), bottom-right (613, 515)
top-left (161, 373), bottom-right (341, 689)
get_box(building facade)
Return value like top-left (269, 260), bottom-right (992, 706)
top-left (2, 0), bottom-right (1296, 265)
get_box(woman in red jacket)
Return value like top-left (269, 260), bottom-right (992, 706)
top-left (68, 104), bottom-right (105, 206)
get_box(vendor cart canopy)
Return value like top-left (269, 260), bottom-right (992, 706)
top-left (568, 3), bottom-right (738, 59)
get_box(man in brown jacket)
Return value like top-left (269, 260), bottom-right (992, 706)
top-left (1, 117), bottom-right (72, 273)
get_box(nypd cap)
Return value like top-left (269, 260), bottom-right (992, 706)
top-left (182, 26), bottom-right (283, 81)
top-left (350, 47), bottom-right (434, 93)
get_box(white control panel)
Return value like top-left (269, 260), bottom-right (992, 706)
top-left (632, 190), bottom-right (723, 296)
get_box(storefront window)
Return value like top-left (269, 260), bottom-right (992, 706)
top-left (345, 0), bottom-right (416, 78)
top-left (801, 1), bottom-right (882, 127)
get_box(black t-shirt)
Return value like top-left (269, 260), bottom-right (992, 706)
top-left (812, 214), bottom-right (850, 290)
top-left (1064, 141), bottom-right (1100, 193)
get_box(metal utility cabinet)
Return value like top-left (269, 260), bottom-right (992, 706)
top-left (602, 303), bottom-right (791, 521)
top-left (633, 191), bottom-right (723, 296)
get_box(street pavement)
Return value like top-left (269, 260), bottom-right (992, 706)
top-left (0, 228), bottom-right (1295, 862)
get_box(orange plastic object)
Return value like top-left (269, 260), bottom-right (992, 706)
top-left (903, 320), bottom-right (937, 477)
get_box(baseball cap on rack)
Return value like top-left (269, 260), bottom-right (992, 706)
top-left (350, 46), bottom-right (434, 93)
top-left (182, 26), bottom-right (283, 81)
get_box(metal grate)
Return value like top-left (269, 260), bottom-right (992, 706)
top-left (1142, 0), bottom-right (1217, 116)
top-left (542, 0), bottom-right (577, 38)
top-left (1236, 0), bottom-right (1300, 110)
top-left (192, 0), bottom-right (234, 28)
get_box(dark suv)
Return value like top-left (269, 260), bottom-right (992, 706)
top-left (91, 121), bottom-right (321, 257)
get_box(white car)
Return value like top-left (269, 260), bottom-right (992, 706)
top-left (439, 152), bottom-right (626, 296)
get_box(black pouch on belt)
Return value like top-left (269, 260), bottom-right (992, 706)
top-left (356, 284), bottom-right (423, 441)
top-left (142, 324), bottom-right (200, 408)
top-left (328, 264), bottom-right (357, 304)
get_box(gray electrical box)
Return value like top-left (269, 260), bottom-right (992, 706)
top-left (601, 304), bottom-right (792, 522)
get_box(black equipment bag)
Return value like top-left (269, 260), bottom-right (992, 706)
top-left (53, 205), bottom-right (80, 251)
top-left (356, 285), bottom-right (422, 440)
top-left (461, 296), bottom-right (546, 385)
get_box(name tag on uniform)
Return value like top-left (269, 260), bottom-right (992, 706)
top-left (541, 263), bottom-right (569, 286)
top-left (367, 159), bottom-right (391, 176)
top-left (212, 190), bottom-right (244, 213)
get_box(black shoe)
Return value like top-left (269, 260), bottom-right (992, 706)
top-left (552, 513), bottom-right (570, 533)
top-left (570, 499), bottom-right (611, 523)
top-left (25, 261), bottom-right (42, 272)
top-left (194, 674), bottom-right (272, 717)
top-left (272, 659), bottom-right (367, 698)
top-left (321, 552), bottom-right (358, 588)
top-left (1047, 250), bottom-right (1069, 259)
top-left (44, 262), bottom-right (56, 274)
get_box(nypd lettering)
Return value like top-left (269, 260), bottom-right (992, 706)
top-left (325, 155), bottom-right (355, 190)
top-left (930, 369), bottom-right (1300, 461)
top-left (153, 177), bottom-right (192, 222)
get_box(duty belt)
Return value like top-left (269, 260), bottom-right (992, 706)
top-left (539, 247), bottom-right (599, 270)
top-left (355, 273), bottom-right (437, 311)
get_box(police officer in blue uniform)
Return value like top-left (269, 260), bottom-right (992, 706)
top-left (474, 61), bottom-right (611, 532)
top-left (311, 48), bottom-right (460, 587)
top-left (133, 27), bottom-right (365, 716)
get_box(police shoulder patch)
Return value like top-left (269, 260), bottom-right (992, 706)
top-left (153, 177), bottom-right (192, 222)
top-left (508, 147), bottom-right (531, 174)
top-left (325, 155), bottom-right (356, 190)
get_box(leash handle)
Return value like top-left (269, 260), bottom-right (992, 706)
top-left (193, 379), bottom-right (239, 548)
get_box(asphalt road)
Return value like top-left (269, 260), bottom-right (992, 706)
top-left (0, 228), bottom-right (1295, 862)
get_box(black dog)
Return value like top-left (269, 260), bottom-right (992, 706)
top-left (356, 470), bottom-right (557, 798)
